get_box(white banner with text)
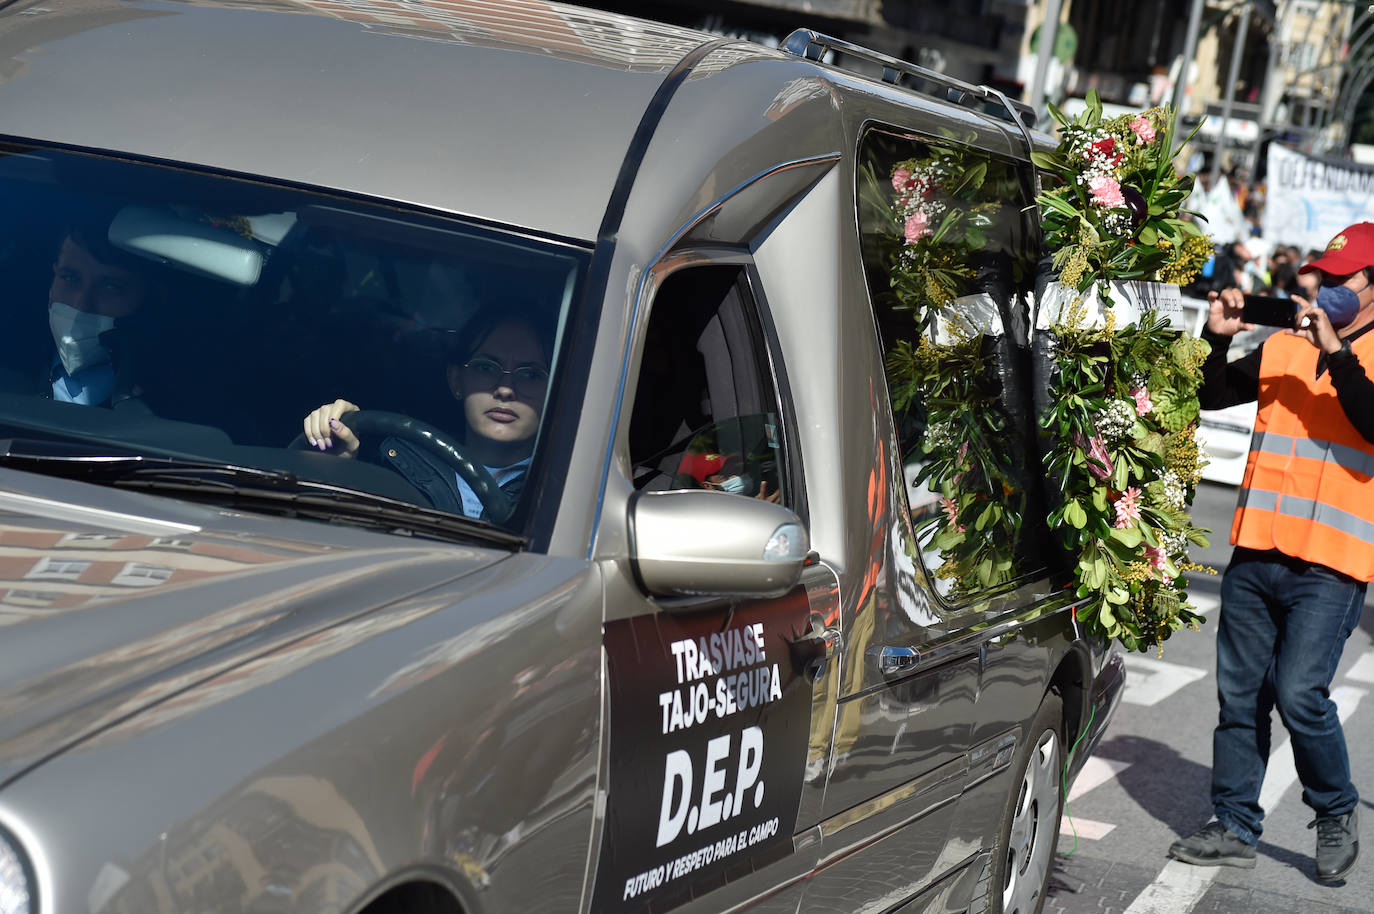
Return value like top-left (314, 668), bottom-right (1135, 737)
top-left (1263, 144), bottom-right (1374, 251)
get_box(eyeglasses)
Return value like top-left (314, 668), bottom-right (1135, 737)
top-left (462, 357), bottom-right (549, 397)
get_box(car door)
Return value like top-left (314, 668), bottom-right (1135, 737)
top-left (590, 260), bottom-right (842, 914)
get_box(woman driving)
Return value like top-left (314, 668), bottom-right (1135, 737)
top-left (301, 307), bottom-right (552, 520)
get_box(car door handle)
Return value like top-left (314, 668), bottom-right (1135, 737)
top-left (793, 617), bottom-right (842, 682)
top-left (868, 644), bottom-right (919, 677)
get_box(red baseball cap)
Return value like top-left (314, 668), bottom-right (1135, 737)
top-left (1299, 222), bottom-right (1374, 276)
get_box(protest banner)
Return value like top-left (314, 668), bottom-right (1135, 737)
top-left (1264, 144), bottom-right (1374, 250)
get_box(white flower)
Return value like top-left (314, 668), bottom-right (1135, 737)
top-left (1158, 470), bottom-right (1186, 509)
top-left (1093, 399), bottom-right (1137, 442)
top-left (924, 419), bottom-right (957, 452)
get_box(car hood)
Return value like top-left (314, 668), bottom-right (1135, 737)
top-left (0, 468), bottom-right (509, 787)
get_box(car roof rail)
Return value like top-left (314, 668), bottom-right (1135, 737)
top-left (779, 28), bottom-right (1037, 132)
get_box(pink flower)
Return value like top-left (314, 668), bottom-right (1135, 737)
top-left (892, 168), bottom-right (913, 192)
top-left (1089, 175), bottom-right (1125, 209)
top-left (904, 211), bottom-right (931, 242)
top-left (1113, 487), bottom-right (1143, 529)
top-left (1129, 116), bottom-right (1157, 144)
top-left (1131, 386), bottom-right (1153, 416)
top-left (1074, 432), bottom-right (1115, 481)
top-left (939, 497), bottom-right (967, 533)
top-left (1144, 545), bottom-right (1168, 570)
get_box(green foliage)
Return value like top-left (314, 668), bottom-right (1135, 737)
top-left (875, 143), bottom-right (1029, 597)
top-left (888, 333), bottom-right (1028, 594)
top-left (1041, 308), bottom-right (1213, 652)
top-left (1036, 89), bottom-right (1211, 290)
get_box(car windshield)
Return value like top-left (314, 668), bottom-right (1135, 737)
top-left (0, 143), bottom-right (586, 539)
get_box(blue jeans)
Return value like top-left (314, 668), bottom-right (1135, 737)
top-left (1211, 548), bottom-right (1366, 845)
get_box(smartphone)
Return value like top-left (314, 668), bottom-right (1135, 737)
top-left (1242, 294), bottom-right (1296, 328)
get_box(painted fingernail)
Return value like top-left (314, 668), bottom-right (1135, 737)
top-left (318, 441), bottom-right (327, 451)
top-left (329, 418), bottom-right (340, 427)
top-left (307, 437), bottom-right (316, 447)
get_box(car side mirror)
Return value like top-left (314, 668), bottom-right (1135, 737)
top-left (629, 489), bottom-right (810, 599)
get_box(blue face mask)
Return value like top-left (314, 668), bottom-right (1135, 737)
top-left (1316, 279), bottom-right (1367, 329)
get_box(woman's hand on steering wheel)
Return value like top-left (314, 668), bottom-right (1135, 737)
top-left (303, 399), bottom-right (362, 457)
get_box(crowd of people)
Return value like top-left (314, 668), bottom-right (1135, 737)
top-left (1184, 238), bottom-right (1319, 300)
top-left (1183, 164), bottom-right (1327, 300)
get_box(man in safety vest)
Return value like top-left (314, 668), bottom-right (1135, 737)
top-left (1168, 222), bottom-right (1374, 882)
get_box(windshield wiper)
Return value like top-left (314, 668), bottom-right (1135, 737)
top-left (0, 439), bottom-right (524, 548)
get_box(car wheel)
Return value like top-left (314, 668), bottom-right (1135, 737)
top-left (989, 692), bottom-right (1063, 914)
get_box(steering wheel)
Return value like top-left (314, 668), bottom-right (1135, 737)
top-left (290, 410), bottom-right (514, 522)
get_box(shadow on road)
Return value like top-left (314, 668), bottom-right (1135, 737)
top-left (1092, 733), bottom-right (1212, 836)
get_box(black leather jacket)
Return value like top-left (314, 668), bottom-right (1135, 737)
top-left (377, 436), bottom-right (526, 521)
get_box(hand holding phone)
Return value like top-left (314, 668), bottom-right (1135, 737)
top-left (1241, 294), bottom-right (1296, 328)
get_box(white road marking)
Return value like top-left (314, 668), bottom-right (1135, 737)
top-left (1345, 649), bottom-right (1374, 684)
top-left (1122, 860), bottom-right (1217, 914)
top-left (1122, 685), bottom-right (1367, 914)
top-left (1068, 756), bottom-right (1132, 803)
top-left (1059, 816), bottom-right (1116, 840)
top-left (1188, 593), bottom-right (1220, 614)
top-left (1121, 655), bottom-right (1209, 706)
top-left (1057, 756), bottom-right (1131, 843)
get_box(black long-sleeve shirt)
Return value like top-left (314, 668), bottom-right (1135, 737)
top-left (1198, 324), bottom-right (1374, 444)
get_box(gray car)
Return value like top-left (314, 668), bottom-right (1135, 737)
top-left (0, 3), bottom-right (1123, 914)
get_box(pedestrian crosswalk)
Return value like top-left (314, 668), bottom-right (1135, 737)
top-left (1060, 757), bottom-right (1132, 840)
top-left (1347, 650), bottom-right (1374, 684)
top-left (1120, 656), bottom-right (1208, 706)
top-left (1120, 683), bottom-right (1366, 914)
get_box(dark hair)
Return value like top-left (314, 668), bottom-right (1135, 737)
top-left (448, 305), bottom-right (555, 367)
top-left (1271, 263), bottom-right (1299, 295)
top-left (61, 216), bottom-right (156, 278)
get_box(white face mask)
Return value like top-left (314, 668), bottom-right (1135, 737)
top-left (48, 302), bottom-right (116, 376)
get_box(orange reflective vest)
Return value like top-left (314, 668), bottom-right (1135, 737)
top-left (1232, 331), bottom-right (1374, 581)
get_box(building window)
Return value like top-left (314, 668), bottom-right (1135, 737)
top-left (4, 589), bottom-right (60, 607)
top-left (25, 556), bottom-right (91, 581)
top-left (112, 562), bottom-right (175, 588)
top-left (58, 532), bottom-right (122, 547)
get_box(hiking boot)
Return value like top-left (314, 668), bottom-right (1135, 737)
top-left (1311, 808), bottom-right (1359, 883)
top-left (1168, 820), bottom-right (1257, 868)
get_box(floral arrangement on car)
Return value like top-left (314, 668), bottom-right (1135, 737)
top-left (1030, 90), bottom-right (1215, 652)
top-left (872, 145), bottom-right (1031, 594)
top-left (884, 146), bottom-right (995, 312)
top-left (1031, 90), bottom-right (1213, 294)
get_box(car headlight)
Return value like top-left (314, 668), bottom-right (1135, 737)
top-left (0, 829), bottom-right (32, 914)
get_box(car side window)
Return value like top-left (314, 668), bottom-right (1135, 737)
top-left (856, 127), bottom-right (1054, 602)
top-left (628, 265), bottom-right (792, 508)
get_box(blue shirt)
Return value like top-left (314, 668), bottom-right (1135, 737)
top-left (454, 458), bottom-right (530, 519)
top-left (51, 355), bottom-right (115, 406)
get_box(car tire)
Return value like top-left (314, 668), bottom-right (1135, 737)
top-left (986, 692), bottom-right (1064, 914)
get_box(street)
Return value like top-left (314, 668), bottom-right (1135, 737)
top-left (1046, 481), bottom-right (1374, 914)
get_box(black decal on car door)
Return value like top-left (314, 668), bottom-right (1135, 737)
top-left (595, 587), bottom-right (813, 914)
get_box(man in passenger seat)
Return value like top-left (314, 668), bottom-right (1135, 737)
top-left (6, 218), bottom-right (155, 407)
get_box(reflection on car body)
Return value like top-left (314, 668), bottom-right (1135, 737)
top-left (0, 2), bottom-right (1123, 914)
